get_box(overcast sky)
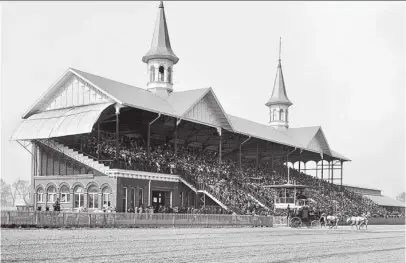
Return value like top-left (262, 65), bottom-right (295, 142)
top-left (1, 1), bottom-right (404, 198)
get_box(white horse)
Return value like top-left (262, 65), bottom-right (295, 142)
top-left (346, 215), bottom-right (368, 230)
top-left (325, 215), bottom-right (340, 229)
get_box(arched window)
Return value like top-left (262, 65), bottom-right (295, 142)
top-left (280, 109), bottom-right (284, 121)
top-left (158, 66), bottom-right (165, 81)
top-left (102, 186), bottom-right (112, 207)
top-left (273, 109), bottom-right (278, 121)
top-left (150, 66), bottom-right (155, 82)
top-left (167, 67), bottom-right (172, 83)
top-left (74, 185), bottom-right (84, 208)
top-left (37, 187), bottom-right (44, 203)
top-left (47, 186), bottom-right (57, 203)
top-left (60, 185), bottom-right (70, 203)
top-left (88, 186), bottom-right (99, 209)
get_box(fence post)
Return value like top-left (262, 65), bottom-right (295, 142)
top-left (88, 214), bottom-right (91, 227)
top-left (62, 213), bottom-right (65, 227)
top-left (173, 215), bottom-right (175, 228)
top-left (113, 213), bottom-right (116, 228)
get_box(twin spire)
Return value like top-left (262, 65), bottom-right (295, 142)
top-left (141, 3), bottom-right (293, 129)
top-left (142, 1), bottom-right (179, 64)
top-left (265, 37), bottom-right (292, 107)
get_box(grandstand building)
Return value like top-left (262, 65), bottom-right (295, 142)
top-left (12, 2), bottom-right (351, 213)
top-left (343, 185), bottom-right (405, 213)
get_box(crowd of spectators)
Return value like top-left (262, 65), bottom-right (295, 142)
top-left (62, 132), bottom-right (402, 218)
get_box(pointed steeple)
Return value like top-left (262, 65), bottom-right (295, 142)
top-left (266, 38), bottom-right (293, 131)
top-left (142, 1), bottom-right (179, 64)
top-left (266, 38), bottom-right (292, 107)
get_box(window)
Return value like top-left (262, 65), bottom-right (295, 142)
top-left (158, 66), bottom-right (164, 81)
top-left (131, 188), bottom-right (135, 209)
top-left (60, 185), bottom-right (70, 203)
top-left (138, 188), bottom-right (144, 206)
top-left (272, 109), bottom-right (278, 121)
top-left (122, 187), bottom-right (127, 212)
top-left (74, 185), bottom-right (84, 208)
top-left (102, 186), bottom-right (112, 207)
top-left (37, 187), bottom-right (44, 203)
top-left (280, 109), bottom-right (284, 121)
top-left (167, 67), bottom-right (172, 83)
top-left (47, 186), bottom-right (57, 203)
top-left (88, 186), bottom-right (99, 209)
top-left (150, 66), bottom-right (155, 82)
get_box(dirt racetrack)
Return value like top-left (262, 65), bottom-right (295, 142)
top-left (1, 225), bottom-right (404, 263)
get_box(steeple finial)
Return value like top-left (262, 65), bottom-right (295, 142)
top-left (279, 37), bottom-right (282, 62)
top-left (159, 1), bottom-right (164, 8)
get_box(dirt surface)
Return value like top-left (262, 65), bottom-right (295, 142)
top-left (1, 225), bottom-right (405, 263)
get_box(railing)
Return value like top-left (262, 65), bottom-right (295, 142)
top-left (0, 211), bottom-right (274, 228)
top-left (38, 139), bottom-right (104, 172)
top-left (275, 197), bottom-right (295, 204)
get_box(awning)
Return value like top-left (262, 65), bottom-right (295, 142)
top-left (364, 195), bottom-right (405, 208)
top-left (11, 102), bottom-right (114, 140)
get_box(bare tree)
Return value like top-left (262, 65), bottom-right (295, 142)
top-left (12, 179), bottom-right (31, 206)
top-left (1, 179), bottom-right (12, 207)
top-left (396, 192), bottom-right (405, 203)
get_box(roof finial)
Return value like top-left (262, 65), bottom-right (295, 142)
top-left (279, 37), bottom-right (282, 61)
top-left (159, 1), bottom-right (164, 8)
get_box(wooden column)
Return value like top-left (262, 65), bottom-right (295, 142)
top-left (331, 161), bottom-right (334, 184)
top-left (340, 161), bottom-right (343, 186)
top-left (173, 119), bottom-right (178, 157)
top-left (97, 123), bottom-right (100, 160)
top-left (321, 158), bottom-right (324, 180)
top-left (255, 143), bottom-right (259, 169)
top-left (115, 110), bottom-right (120, 162)
top-left (217, 128), bottom-right (222, 166)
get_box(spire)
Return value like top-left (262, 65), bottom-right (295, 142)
top-left (265, 38), bottom-right (292, 107)
top-left (142, 1), bottom-right (179, 64)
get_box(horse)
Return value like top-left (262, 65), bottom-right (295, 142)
top-left (325, 215), bottom-right (340, 229)
top-left (346, 215), bottom-right (368, 230)
top-left (320, 213), bottom-right (340, 229)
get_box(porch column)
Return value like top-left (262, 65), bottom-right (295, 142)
top-left (173, 119), bottom-right (180, 157)
top-left (98, 192), bottom-right (102, 209)
top-left (84, 189), bottom-right (88, 209)
top-left (36, 146), bottom-right (41, 176)
top-left (316, 161), bottom-right (318, 179)
top-left (34, 193), bottom-right (38, 209)
top-left (217, 127), bottom-right (222, 166)
top-left (70, 191), bottom-right (74, 211)
top-left (148, 180), bottom-right (151, 206)
top-left (115, 105), bottom-right (120, 163)
top-left (255, 143), bottom-right (259, 169)
top-left (341, 161), bottom-right (343, 186)
top-left (147, 114), bottom-right (161, 158)
top-left (97, 123), bottom-right (100, 160)
top-left (331, 161), bottom-right (334, 184)
top-left (298, 161), bottom-right (301, 174)
top-left (321, 155), bottom-right (324, 180)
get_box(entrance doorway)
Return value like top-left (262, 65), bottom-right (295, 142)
top-left (151, 191), bottom-right (170, 212)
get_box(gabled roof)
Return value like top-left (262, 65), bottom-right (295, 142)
top-left (287, 126), bottom-right (336, 158)
top-left (20, 67), bottom-right (349, 161)
top-left (166, 88), bottom-right (209, 115)
top-left (227, 114), bottom-right (304, 149)
top-left (265, 60), bottom-right (292, 107)
top-left (70, 68), bottom-right (178, 117)
top-left (142, 1), bottom-right (179, 64)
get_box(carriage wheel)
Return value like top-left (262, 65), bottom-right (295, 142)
top-left (290, 217), bottom-right (302, 228)
top-left (311, 220), bottom-right (321, 228)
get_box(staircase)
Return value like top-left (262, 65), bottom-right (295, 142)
top-left (37, 139), bottom-right (110, 174)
